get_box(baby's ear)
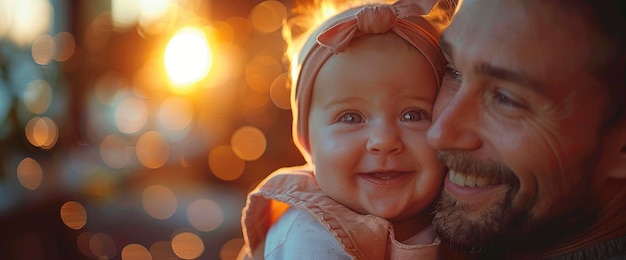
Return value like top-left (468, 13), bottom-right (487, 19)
top-left (605, 118), bottom-right (626, 179)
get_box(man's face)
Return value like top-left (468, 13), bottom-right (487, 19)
top-left (427, 0), bottom-right (613, 250)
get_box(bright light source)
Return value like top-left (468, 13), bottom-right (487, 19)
top-left (164, 27), bottom-right (212, 90)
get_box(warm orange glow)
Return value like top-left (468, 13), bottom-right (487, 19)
top-left (164, 27), bottom-right (212, 90)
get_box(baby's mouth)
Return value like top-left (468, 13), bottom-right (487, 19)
top-left (359, 170), bottom-right (413, 185)
top-left (366, 171), bottom-right (409, 180)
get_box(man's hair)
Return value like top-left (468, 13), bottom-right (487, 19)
top-left (567, 0), bottom-right (625, 126)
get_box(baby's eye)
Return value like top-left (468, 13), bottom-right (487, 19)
top-left (401, 110), bottom-right (429, 122)
top-left (339, 112), bottom-right (363, 124)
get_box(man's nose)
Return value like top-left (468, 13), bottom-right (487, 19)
top-left (427, 88), bottom-right (482, 152)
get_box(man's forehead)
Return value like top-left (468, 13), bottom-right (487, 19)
top-left (442, 0), bottom-right (597, 75)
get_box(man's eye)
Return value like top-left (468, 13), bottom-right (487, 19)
top-left (339, 113), bottom-right (363, 123)
top-left (446, 66), bottom-right (462, 81)
top-left (401, 110), bottom-right (429, 122)
top-left (492, 91), bottom-right (526, 110)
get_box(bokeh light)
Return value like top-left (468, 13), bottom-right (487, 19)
top-left (208, 145), bottom-right (245, 181)
top-left (31, 34), bottom-right (55, 65)
top-left (16, 157), bottom-right (43, 190)
top-left (89, 233), bottom-right (117, 259)
top-left (115, 96), bottom-right (149, 134)
top-left (24, 116), bottom-right (58, 149)
top-left (142, 185), bottom-right (177, 220)
top-left (171, 232), bottom-right (204, 259)
top-left (0, 0), bottom-right (312, 258)
top-left (138, 0), bottom-right (171, 27)
top-left (112, 0), bottom-right (171, 31)
top-left (157, 97), bottom-right (193, 136)
top-left (94, 71), bottom-right (128, 106)
top-left (77, 232), bottom-right (95, 258)
top-left (149, 240), bottom-right (177, 259)
top-left (269, 73), bottom-right (291, 110)
top-left (0, 0), bottom-right (53, 46)
top-left (249, 1), bottom-right (287, 34)
top-left (164, 27), bottom-right (213, 89)
top-left (230, 126), bottom-right (267, 161)
top-left (187, 199), bottom-right (223, 232)
top-left (100, 134), bottom-right (129, 169)
top-left (136, 131), bottom-right (170, 169)
top-left (53, 32), bottom-right (76, 62)
top-left (60, 201), bottom-right (87, 230)
top-left (245, 54), bottom-right (283, 93)
top-left (22, 79), bottom-right (53, 115)
top-left (121, 243), bottom-right (152, 260)
top-left (84, 12), bottom-right (113, 53)
top-left (112, 0), bottom-right (140, 30)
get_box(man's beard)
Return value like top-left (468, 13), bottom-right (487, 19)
top-left (432, 151), bottom-right (527, 253)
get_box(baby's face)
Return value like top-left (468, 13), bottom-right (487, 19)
top-left (307, 38), bottom-right (443, 223)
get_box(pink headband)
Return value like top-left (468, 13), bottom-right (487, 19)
top-left (291, 0), bottom-right (447, 164)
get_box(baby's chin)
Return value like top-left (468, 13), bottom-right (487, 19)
top-left (359, 200), bottom-right (425, 221)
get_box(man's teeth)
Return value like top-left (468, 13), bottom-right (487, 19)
top-left (449, 170), bottom-right (494, 187)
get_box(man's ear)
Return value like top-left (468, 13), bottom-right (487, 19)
top-left (605, 118), bottom-right (626, 179)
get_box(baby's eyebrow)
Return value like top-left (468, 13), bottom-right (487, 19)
top-left (320, 96), bottom-right (363, 109)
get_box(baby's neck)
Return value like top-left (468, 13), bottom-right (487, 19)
top-left (392, 212), bottom-right (434, 244)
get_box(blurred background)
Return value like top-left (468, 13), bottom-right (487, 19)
top-left (0, 0), bottom-right (314, 259)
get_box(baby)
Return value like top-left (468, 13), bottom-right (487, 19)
top-left (239, 0), bottom-right (454, 259)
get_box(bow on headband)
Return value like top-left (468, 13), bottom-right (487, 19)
top-left (317, 0), bottom-right (439, 52)
top-left (291, 0), bottom-right (447, 164)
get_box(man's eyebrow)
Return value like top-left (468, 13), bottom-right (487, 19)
top-left (440, 34), bottom-right (546, 93)
top-left (476, 63), bottom-right (546, 93)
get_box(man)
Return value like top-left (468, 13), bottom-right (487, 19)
top-left (426, 0), bottom-right (626, 258)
